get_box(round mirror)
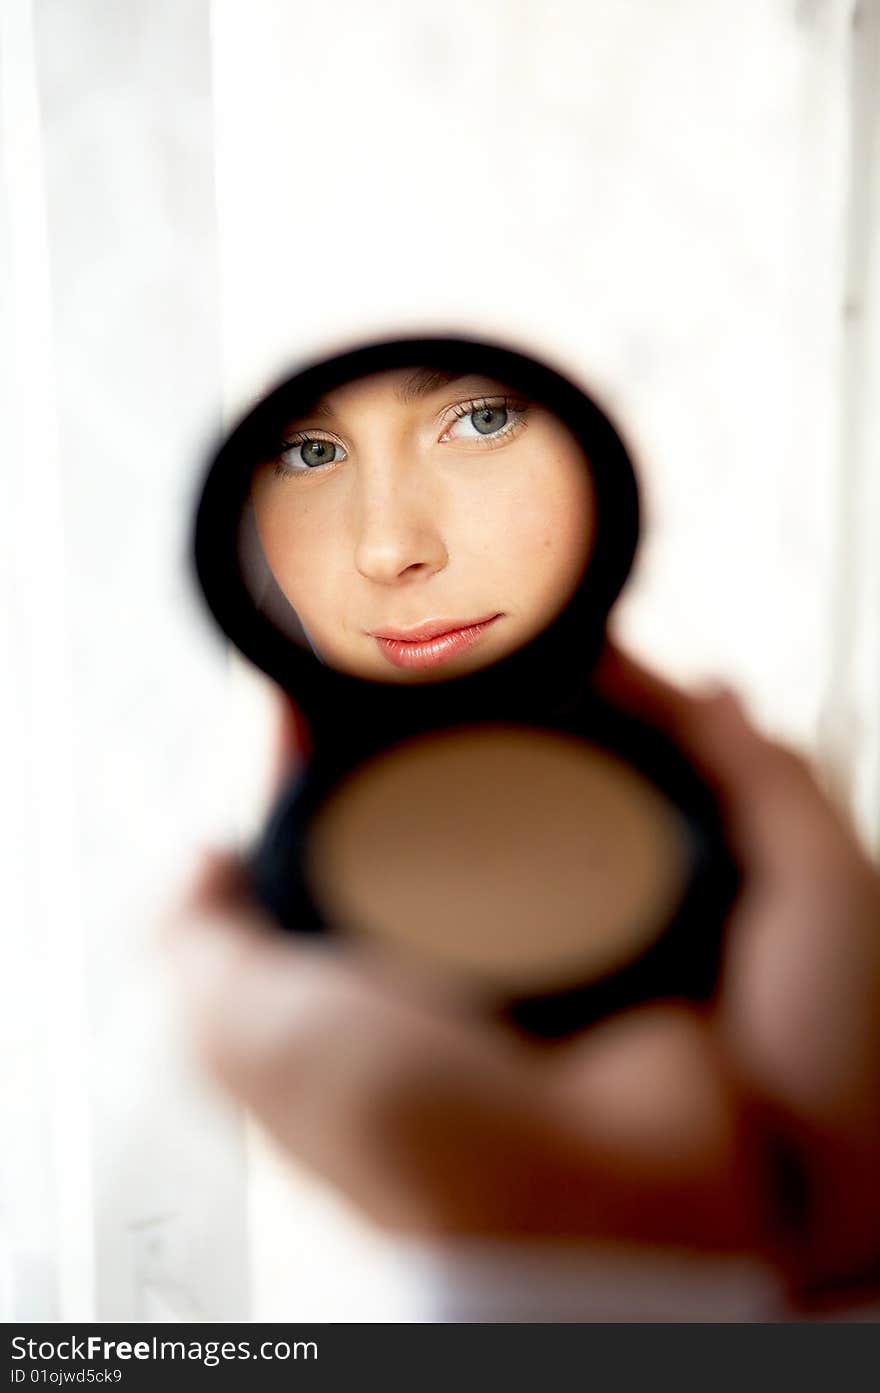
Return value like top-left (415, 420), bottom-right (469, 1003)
top-left (196, 337), bottom-right (641, 723)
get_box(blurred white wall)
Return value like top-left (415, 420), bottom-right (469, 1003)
top-left (212, 0), bottom-right (862, 753)
top-left (1, 0), bottom-right (248, 1321)
top-left (1, 0), bottom-right (878, 1323)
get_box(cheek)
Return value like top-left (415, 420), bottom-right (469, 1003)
top-left (252, 485), bottom-right (337, 625)
top-left (483, 457), bottom-right (594, 602)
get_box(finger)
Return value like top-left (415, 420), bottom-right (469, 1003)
top-left (160, 846), bottom-right (509, 1094)
top-left (684, 698), bottom-right (880, 1110)
top-left (595, 642), bottom-right (869, 882)
top-left (593, 641), bottom-right (702, 734)
top-left (373, 1004), bottom-right (766, 1250)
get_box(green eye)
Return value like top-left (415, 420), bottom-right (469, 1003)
top-left (471, 405), bottom-right (509, 435)
top-left (276, 434), bottom-right (347, 475)
top-left (443, 398), bottom-right (527, 445)
top-left (299, 438), bottom-right (339, 467)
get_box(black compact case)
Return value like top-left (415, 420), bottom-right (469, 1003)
top-left (193, 334), bottom-right (739, 1037)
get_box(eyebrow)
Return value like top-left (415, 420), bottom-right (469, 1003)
top-left (394, 368), bottom-right (463, 404)
top-left (299, 371), bottom-right (477, 421)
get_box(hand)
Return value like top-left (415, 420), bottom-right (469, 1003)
top-left (161, 647), bottom-right (880, 1305)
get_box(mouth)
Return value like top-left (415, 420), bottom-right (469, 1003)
top-left (368, 614), bottom-right (503, 670)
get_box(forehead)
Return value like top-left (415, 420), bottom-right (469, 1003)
top-left (295, 367), bottom-right (521, 422)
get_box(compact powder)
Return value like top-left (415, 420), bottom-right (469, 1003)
top-left (305, 726), bottom-right (693, 995)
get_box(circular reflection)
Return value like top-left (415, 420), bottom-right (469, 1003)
top-left (246, 364), bottom-right (595, 684)
top-left (305, 726), bottom-right (693, 995)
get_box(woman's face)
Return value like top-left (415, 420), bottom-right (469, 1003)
top-left (250, 367), bottom-right (595, 683)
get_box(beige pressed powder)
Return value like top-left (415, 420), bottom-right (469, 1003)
top-left (305, 725), bottom-right (692, 995)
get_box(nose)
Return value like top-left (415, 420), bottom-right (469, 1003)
top-left (351, 459), bottom-right (448, 586)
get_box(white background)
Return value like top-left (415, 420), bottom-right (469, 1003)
top-left (1, 0), bottom-right (878, 1321)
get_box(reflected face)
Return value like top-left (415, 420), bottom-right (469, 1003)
top-left (250, 367), bottom-right (595, 683)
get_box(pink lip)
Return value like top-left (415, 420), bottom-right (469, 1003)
top-left (370, 615), bottom-right (502, 670)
